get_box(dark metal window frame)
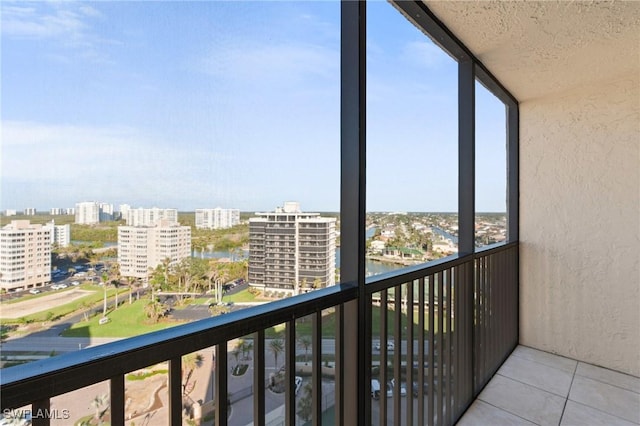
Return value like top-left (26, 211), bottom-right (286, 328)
top-left (341, 1), bottom-right (519, 423)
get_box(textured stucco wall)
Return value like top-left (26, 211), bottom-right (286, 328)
top-left (520, 74), bottom-right (640, 376)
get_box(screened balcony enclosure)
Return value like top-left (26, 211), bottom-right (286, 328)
top-left (2, 1), bottom-right (638, 426)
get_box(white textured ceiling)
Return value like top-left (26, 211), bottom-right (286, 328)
top-left (422, 1), bottom-right (640, 102)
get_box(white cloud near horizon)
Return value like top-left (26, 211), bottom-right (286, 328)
top-left (1, 120), bottom-right (236, 208)
top-left (198, 41), bottom-right (339, 89)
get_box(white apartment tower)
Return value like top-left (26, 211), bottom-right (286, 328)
top-left (44, 221), bottom-right (71, 247)
top-left (195, 208), bottom-right (240, 229)
top-left (125, 207), bottom-right (178, 227)
top-left (249, 202), bottom-right (336, 294)
top-left (0, 220), bottom-right (51, 292)
top-left (118, 220), bottom-right (191, 279)
top-left (75, 202), bottom-right (114, 224)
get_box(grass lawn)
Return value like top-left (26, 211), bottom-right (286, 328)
top-left (62, 299), bottom-right (182, 338)
top-left (223, 289), bottom-right (259, 303)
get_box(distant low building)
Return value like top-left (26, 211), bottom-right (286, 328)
top-left (0, 220), bottom-right (51, 292)
top-left (370, 240), bottom-right (386, 254)
top-left (383, 246), bottom-right (424, 259)
top-left (195, 208), bottom-right (240, 229)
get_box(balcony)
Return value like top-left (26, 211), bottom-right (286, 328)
top-left (1, 0), bottom-right (638, 425)
top-left (1, 243), bottom-right (517, 425)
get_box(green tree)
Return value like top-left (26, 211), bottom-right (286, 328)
top-left (143, 299), bottom-right (165, 323)
top-left (90, 393), bottom-right (109, 425)
top-left (240, 340), bottom-right (253, 360)
top-left (298, 335), bottom-right (312, 362)
top-left (100, 272), bottom-right (109, 317)
top-left (182, 352), bottom-right (204, 395)
top-left (297, 382), bottom-right (313, 422)
top-left (269, 338), bottom-right (284, 371)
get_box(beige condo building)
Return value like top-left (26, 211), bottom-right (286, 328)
top-left (0, 220), bottom-right (51, 292)
top-left (118, 220), bottom-right (191, 280)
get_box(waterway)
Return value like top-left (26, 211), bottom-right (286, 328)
top-left (431, 226), bottom-right (458, 244)
top-left (192, 226), bottom-right (401, 275)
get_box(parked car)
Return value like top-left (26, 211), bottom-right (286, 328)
top-left (57, 284), bottom-right (68, 289)
top-left (29, 289), bottom-right (41, 294)
top-left (71, 281), bottom-right (80, 286)
top-left (374, 341), bottom-right (395, 351)
top-left (371, 379), bottom-right (381, 399)
top-left (388, 379), bottom-right (407, 397)
top-left (294, 376), bottom-right (303, 395)
top-left (51, 284), bottom-right (61, 290)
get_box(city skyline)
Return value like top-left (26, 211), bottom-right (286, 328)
top-left (1, 1), bottom-right (507, 213)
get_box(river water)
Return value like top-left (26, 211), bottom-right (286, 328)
top-left (192, 227), bottom-right (401, 275)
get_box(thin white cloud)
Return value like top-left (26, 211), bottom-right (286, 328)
top-left (2, 4), bottom-right (85, 39)
top-left (199, 42), bottom-right (339, 88)
top-left (1, 2), bottom-right (112, 62)
top-left (401, 40), bottom-right (448, 69)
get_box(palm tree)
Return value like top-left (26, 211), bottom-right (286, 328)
top-left (100, 272), bottom-right (109, 317)
top-left (143, 299), bottom-right (165, 323)
top-left (232, 348), bottom-right (241, 367)
top-left (215, 269), bottom-right (229, 304)
top-left (182, 352), bottom-right (204, 395)
top-left (90, 393), bottom-right (109, 424)
top-left (240, 339), bottom-right (254, 360)
top-left (269, 338), bottom-right (284, 371)
top-left (298, 335), bottom-right (312, 362)
top-left (127, 276), bottom-right (137, 304)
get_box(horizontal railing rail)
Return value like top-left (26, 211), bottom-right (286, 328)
top-left (1, 283), bottom-right (358, 410)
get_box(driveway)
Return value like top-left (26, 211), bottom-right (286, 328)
top-left (0, 289), bottom-right (96, 319)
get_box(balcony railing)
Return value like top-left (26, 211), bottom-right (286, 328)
top-left (0, 242), bottom-right (517, 426)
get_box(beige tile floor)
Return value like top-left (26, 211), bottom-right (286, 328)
top-left (458, 345), bottom-right (640, 426)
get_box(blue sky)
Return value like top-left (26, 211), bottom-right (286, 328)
top-left (1, 1), bottom-right (506, 213)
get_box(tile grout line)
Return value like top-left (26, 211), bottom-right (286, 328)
top-left (564, 398), bottom-right (640, 425)
top-left (495, 372), bottom-right (571, 399)
top-left (573, 369), bottom-right (640, 396)
top-left (475, 397), bottom-right (539, 425)
top-left (510, 350), bottom-right (577, 375)
top-left (558, 358), bottom-right (579, 425)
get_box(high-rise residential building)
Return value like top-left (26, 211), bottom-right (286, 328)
top-left (118, 204), bottom-right (131, 221)
top-left (50, 208), bottom-right (64, 215)
top-left (75, 202), bottom-right (113, 224)
top-left (249, 202), bottom-right (336, 294)
top-left (0, 220), bottom-right (51, 292)
top-left (44, 221), bottom-right (71, 247)
top-left (65, 208), bottom-right (75, 215)
top-left (99, 203), bottom-right (114, 222)
top-left (5, 210), bottom-right (17, 217)
top-left (195, 208), bottom-right (240, 229)
top-left (118, 220), bottom-right (191, 280)
top-left (24, 208), bottom-right (36, 216)
top-left (125, 207), bottom-right (179, 227)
